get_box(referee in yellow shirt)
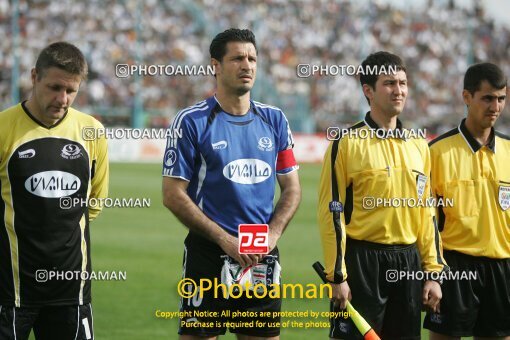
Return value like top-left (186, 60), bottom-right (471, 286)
top-left (318, 51), bottom-right (448, 339)
top-left (424, 63), bottom-right (509, 338)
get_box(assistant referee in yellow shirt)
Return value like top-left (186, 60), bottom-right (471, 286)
top-left (424, 63), bottom-right (510, 338)
top-left (318, 51), bottom-right (448, 339)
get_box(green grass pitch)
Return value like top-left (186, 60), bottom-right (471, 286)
top-left (56, 163), bottom-right (449, 338)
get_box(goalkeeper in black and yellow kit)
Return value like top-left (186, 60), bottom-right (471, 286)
top-left (318, 52), bottom-right (448, 339)
top-left (424, 64), bottom-right (510, 338)
top-left (0, 42), bottom-right (108, 339)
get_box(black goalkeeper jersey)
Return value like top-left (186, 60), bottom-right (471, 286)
top-left (0, 102), bottom-right (108, 307)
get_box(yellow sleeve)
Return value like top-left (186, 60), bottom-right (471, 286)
top-left (417, 144), bottom-right (447, 273)
top-left (318, 139), bottom-right (348, 283)
top-left (88, 132), bottom-right (109, 221)
top-left (430, 145), bottom-right (446, 232)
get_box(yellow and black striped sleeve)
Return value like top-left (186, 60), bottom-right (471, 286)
top-left (318, 138), bottom-right (349, 283)
top-left (88, 123), bottom-right (109, 221)
top-left (429, 138), bottom-right (447, 233)
top-left (416, 142), bottom-right (448, 273)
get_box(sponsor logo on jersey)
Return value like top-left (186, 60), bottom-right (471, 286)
top-left (25, 171), bottom-right (81, 198)
top-left (18, 149), bottom-right (36, 159)
top-left (61, 144), bottom-right (82, 160)
top-left (211, 140), bottom-right (228, 150)
top-left (223, 159), bottom-right (272, 184)
top-left (164, 149), bottom-right (177, 167)
top-left (499, 185), bottom-right (510, 211)
top-left (258, 137), bottom-right (274, 151)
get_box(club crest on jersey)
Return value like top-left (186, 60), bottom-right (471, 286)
top-left (18, 149), bottom-right (36, 159)
top-left (416, 174), bottom-right (427, 198)
top-left (164, 149), bottom-right (177, 167)
top-left (498, 185), bottom-right (510, 211)
top-left (61, 144), bottom-right (82, 160)
top-left (258, 137), bottom-right (274, 151)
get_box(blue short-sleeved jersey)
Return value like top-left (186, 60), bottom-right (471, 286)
top-left (162, 96), bottom-right (298, 235)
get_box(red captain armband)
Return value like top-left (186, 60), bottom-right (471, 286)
top-left (276, 148), bottom-right (297, 173)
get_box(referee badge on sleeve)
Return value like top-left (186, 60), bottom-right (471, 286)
top-left (498, 185), bottom-right (510, 211)
top-left (416, 174), bottom-right (427, 199)
top-left (329, 201), bottom-right (343, 212)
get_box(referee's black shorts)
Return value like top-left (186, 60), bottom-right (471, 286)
top-left (424, 250), bottom-right (510, 337)
top-left (329, 238), bottom-right (421, 340)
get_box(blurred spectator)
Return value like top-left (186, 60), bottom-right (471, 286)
top-left (0, 0), bottom-right (508, 134)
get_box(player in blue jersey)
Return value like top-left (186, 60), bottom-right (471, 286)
top-left (162, 28), bottom-right (301, 339)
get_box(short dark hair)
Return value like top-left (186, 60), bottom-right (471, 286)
top-left (209, 28), bottom-right (257, 62)
top-left (464, 62), bottom-right (507, 95)
top-left (360, 51), bottom-right (406, 104)
top-left (35, 42), bottom-right (88, 81)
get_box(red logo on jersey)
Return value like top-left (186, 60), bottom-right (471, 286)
top-left (238, 224), bottom-right (269, 254)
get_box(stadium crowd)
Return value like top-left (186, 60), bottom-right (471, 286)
top-left (0, 0), bottom-right (508, 134)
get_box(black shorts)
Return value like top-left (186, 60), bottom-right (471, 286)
top-left (424, 250), bottom-right (510, 337)
top-left (330, 238), bottom-right (421, 340)
top-left (178, 232), bottom-right (282, 337)
top-left (0, 303), bottom-right (94, 340)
